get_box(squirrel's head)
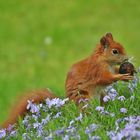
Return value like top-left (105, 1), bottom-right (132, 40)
top-left (99, 33), bottom-right (128, 65)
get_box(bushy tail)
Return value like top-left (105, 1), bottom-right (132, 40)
top-left (2, 89), bottom-right (57, 129)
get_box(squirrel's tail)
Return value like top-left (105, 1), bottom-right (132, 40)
top-left (2, 89), bottom-right (57, 129)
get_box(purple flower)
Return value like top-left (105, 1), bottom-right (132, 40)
top-left (106, 86), bottom-right (118, 100)
top-left (85, 123), bottom-right (98, 134)
top-left (103, 95), bottom-right (111, 102)
top-left (91, 136), bottom-right (101, 140)
top-left (46, 98), bottom-right (69, 108)
top-left (63, 135), bottom-right (69, 140)
top-left (22, 133), bottom-right (30, 140)
top-left (54, 112), bottom-right (61, 118)
top-left (132, 76), bottom-right (138, 88)
top-left (33, 122), bottom-right (41, 129)
top-left (107, 116), bottom-right (140, 140)
top-left (33, 122), bottom-right (43, 137)
top-left (0, 129), bottom-right (6, 139)
top-left (111, 116), bottom-right (140, 140)
top-left (66, 126), bottom-right (77, 137)
top-left (118, 96), bottom-right (125, 101)
top-left (75, 113), bottom-right (83, 122)
top-left (107, 131), bottom-right (116, 138)
top-left (128, 83), bottom-right (134, 93)
top-left (7, 124), bottom-right (15, 133)
top-left (32, 114), bottom-right (38, 121)
top-left (41, 115), bottom-right (51, 125)
top-left (78, 98), bottom-right (89, 104)
top-left (120, 108), bottom-right (127, 113)
top-left (10, 130), bottom-right (17, 137)
top-left (55, 129), bottom-right (64, 135)
top-left (95, 106), bottom-right (104, 112)
top-left (27, 100), bottom-right (39, 113)
top-left (22, 115), bottom-right (30, 128)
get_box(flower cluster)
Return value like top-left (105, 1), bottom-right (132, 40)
top-left (108, 116), bottom-right (140, 140)
top-left (0, 67), bottom-right (140, 139)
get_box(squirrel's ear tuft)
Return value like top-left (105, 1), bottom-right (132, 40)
top-left (105, 33), bottom-right (113, 40)
top-left (100, 36), bottom-right (109, 48)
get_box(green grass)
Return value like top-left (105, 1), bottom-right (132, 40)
top-left (0, 0), bottom-right (140, 126)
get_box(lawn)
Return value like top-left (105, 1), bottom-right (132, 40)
top-left (0, 0), bottom-right (140, 131)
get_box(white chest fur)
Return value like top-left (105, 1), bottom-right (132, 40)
top-left (109, 65), bottom-right (115, 74)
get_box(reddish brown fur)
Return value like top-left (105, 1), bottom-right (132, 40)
top-left (1, 33), bottom-right (133, 129)
top-left (65, 33), bottom-right (133, 104)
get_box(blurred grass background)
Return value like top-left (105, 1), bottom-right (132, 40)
top-left (0, 0), bottom-right (140, 124)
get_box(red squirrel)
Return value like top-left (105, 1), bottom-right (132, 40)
top-left (2, 33), bottom-right (133, 129)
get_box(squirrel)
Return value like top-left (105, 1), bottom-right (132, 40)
top-left (1, 33), bottom-right (133, 129)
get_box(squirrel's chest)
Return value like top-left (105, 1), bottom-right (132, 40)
top-left (89, 86), bottom-right (107, 99)
top-left (109, 66), bottom-right (115, 74)
top-left (95, 86), bottom-right (106, 94)
top-left (90, 86), bottom-right (106, 99)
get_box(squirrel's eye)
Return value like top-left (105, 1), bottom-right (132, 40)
top-left (112, 49), bottom-right (119, 55)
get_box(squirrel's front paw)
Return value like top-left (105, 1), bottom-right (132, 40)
top-left (119, 73), bottom-right (134, 81)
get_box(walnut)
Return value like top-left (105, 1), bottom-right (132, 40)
top-left (119, 62), bottom-right (136, 76)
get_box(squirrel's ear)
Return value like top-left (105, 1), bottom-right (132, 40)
top-left (100, 36), bottom-right (109, 48)
top-left (105, 33), bottom-right (113, 40)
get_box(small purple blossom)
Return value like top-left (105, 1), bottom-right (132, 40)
top-left (66, 125), bottom-right (77, 135)
top-left (46, 98), bottom-right (69, 108)
top-left (63, 135), bottom-right (69, 140)
top-left (10, 130), bottom-right (17, 137)
top-left (95, 106), bottom-right (104, 112)
top-left (33, 122), bottom-right (41, 129)
top-left (0, 129), bottom-right (6, 139)
top-left (132, 76), bottom-right (138, 88)
top-left (54, 112), bottom-right (61, 118)
top-left (103, 95), bottom-right (111, 102)
top-left (78, 98), bottom-right (89, 104)
top-left (22, 133), bottom-right (31, 140)
top-left (91, 136), bottom-right (101, 140)
top-left (118, 96), bottom-right (125, 101)
top-left (55, 129), bottom-right (64, 135)
top-left (7, 124), bottom-right (15, 133)
top-left (22, 115), bottom-right (30, 128)
top-left (33, 122), bottom-right (43, 137)
top-left (75, 113), bottom-right (83, 122)
top-left (27, 100), bottom-right (39, 113)
top-left (41, 115), bottom-right (51, 125)
top-left (85, 123), bottom-right (98, 134)
top-left (106, 86), bottom-right (118, 100)
top-left (32, 114), bottom-right (38, 121)
top-left (110, 116), bottom-right (140, 140)
top-left (128, 83), bottom-right (134, 93)
top-left (120, 108), bottom-right (127, 113)
top-left (107, 131), bottom-right (116, 138)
